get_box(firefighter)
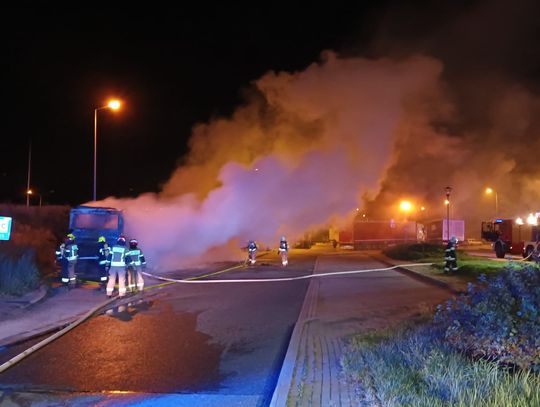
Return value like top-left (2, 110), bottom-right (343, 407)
top-left (106, 235), bottom-right (128, 298)
top-left (247, 240), bottom-right (258, 265)
top-left (125, 238), bottom-right (146, 293)
top-left (97, 236), bottom-right (111, 289)
top-left (278, 236), bottom-right (289, 266)
top-left (55, 233), bottom-right (78, 289)
top-left (444, 236), bottom-right (458, 274)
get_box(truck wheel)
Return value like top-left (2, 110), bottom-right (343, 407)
top-left (495, 242), bottom-right (505, 259)
top-left (524, 246), bottom-right (534, 260)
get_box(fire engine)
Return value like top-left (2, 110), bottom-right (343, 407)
top-left (481, 216), bottom-right (540, 259)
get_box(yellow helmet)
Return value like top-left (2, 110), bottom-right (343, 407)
top-left (98, 236), bottom-right (106, 243)
top-left (67, 233), bottom-right (75, 240)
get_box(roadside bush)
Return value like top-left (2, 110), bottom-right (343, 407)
top-left (342, 325), bottom-right (540, 406)
top-left (0, 249), bottom-right (40, 296)
top-left (434, 264), bottom-right (540, 371)
top-left (383, 243), bottom-right (445, 260)
top-left (0, 204), bottom-right (69, 242)
top-left (9, 223), bottom-right (57, 275)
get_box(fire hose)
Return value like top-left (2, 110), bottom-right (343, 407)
top-left (0, 261), bottom-right (433, 373)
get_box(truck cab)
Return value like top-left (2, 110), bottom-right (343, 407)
top-left (69, 206), bottom-right (124, 280)
top-left (523, 225), bottom-right (540, 260)
top-left (481, 219), bottom-right (526, 258)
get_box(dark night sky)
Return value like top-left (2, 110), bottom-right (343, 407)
top-left (0, 4), bottom-right (379, 205)
top-left (2, 1), bottom-right (529, 206)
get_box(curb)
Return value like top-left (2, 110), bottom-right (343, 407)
top-left (0, 315), bottom-right (81, 347)
top-left (0, 281), bottom-right (173, 348)
top-left (372, 255), bottom-right (462, 295)
top-left (269, 256), bottom-right (321, 407)
top-left (24, 283), bottom-right (50, 308)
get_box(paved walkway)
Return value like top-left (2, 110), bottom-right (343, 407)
top-left (271, 252), bottom-right (453, 407)
top-left (0, 282), bottom-right (111, 346)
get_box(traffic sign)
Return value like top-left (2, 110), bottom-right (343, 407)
top-left (0, 216), bottom-right (13, 240)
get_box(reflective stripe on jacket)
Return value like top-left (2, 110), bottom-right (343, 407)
top-left (65, 244), bottom-right (78, 262)
top-left (125, 249), bottom-right (146, 266)
top-left (111, 246), bottom-right (126, 267)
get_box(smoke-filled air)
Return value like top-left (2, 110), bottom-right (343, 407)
top-left (94, 0), bottom-right (540, 269)
top-left (96, 53), bottom-right (446, 269)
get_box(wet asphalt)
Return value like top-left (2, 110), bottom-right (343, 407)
top-left (0, 251), bottom-right (316, 406)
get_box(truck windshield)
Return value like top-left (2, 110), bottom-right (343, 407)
top-left (71, 213), bottom-right (119, 230)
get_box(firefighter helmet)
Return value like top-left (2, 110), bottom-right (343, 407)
top-left (67, 233), bottom-right (75, 241)
top-left (129, 238), bottom-right (138, 248)
top-left (450, 236), bottom-right (458, 244)
top-left (280, 236), bottom-right (286, 241)
top-left (117, 235), bottom-right (126, 245)
top-left (98, 236), bottom-right (106, 243)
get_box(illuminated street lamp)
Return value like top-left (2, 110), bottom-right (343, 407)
top-left (527, 213), bottom-right (537, 226)
top-left (93, 99), bottom-right (121, 201)
top-left (445, 186), bottom-right (452, 242)
top-left (399, 200), bottom-right (413, 213)
top-left (485, 187), bottom-right (498, 216)
top-left (26, 189), bottom-right (42, 207)
top-left (399, 200), bottom-right (413, 241)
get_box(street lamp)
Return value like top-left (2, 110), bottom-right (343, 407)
top-left (445, 186), bottom-right (452, 242)
top-left (26, 140), bottom-right (32, 207)
top-left (26, 189), bottom-right (42, 207)
top-left (93, 99), bottom-right (121, 201)
top-left (399, 200), bottom-right (413, 214)
top-left (485, 187), bottom-right (498, 217)
top-left (399, 200), bottom-right (413, 242)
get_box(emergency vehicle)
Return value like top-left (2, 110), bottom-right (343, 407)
top-left (481, 217), bottom-right (539, 259)
top-left (68, 206), bottom-right (124, 279)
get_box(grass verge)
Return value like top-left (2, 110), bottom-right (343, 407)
top-left (343, 264), bottom-right (540, 406)
top-left (342, 325), bottom-right (540, 406)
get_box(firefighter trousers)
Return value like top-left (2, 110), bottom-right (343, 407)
top-left (61, 261), bottom-right (77, 287)
top-left (106, 266), bottom-right (126, 297)
top-left (126, 266), bottom-right (144, 292)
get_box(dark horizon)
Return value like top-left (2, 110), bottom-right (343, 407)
top-left (2, 4), bottom-right (386, 206)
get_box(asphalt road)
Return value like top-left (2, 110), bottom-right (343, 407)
top-left (0, 249), bottom-right (452, 406)
top-left (0, 251), bottom-right (316, 406)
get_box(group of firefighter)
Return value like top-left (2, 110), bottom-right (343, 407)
top-left (55, 234), bottom-right (146, 298)
top-left (247, 235), bottom-right (289, 266)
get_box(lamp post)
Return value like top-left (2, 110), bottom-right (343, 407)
top-left (399, 200), bottom-right (413, 242)
top-left (445, 186), bottom-right (452, 242)
top-left (26, 140), bottom-right (31, 207)
top-left (26, 189), bottom-right (42, 207)
top-left (485, 187), bottom-right (498, 217)
top-left (93, 100), bottom-right (121, 201)
top-left (399, 200), bottom-right (413, 221)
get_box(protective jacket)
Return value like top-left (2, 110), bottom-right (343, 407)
top-left (444, 240), bottom-right (458, 273)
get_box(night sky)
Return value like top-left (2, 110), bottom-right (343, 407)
top-left (1, 4), bottom-right (384, 205)
top-left (3, 1), bottom-right (538, 207)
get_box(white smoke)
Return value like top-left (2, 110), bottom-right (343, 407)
top-left (93, 52), bottom-right (446, 268)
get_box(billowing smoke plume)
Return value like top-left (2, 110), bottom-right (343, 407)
top-left (96, 53), bottom-right (446, 268)
top-left (364, 0), bottom-right (540, 236)
top-left (96, 0), bottom-right (540, 268)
